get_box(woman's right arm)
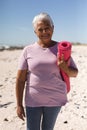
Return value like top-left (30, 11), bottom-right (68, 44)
top-left (16, 69), bottom-right (27, 120)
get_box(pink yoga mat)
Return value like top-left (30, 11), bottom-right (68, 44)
top-left (58, 41), bottom-right (72, 93)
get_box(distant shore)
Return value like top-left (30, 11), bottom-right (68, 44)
top-left (0, 42), bottom-right (87, 51)
top-left (0, 45), bottom-right (24, 51)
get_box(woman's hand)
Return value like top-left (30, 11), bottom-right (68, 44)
top-left (57, 54), bottom-right (78, 77)
top-left (57, 54), bottom-right (68, 71)
top-left (17, 105), bottom-right (25, 121)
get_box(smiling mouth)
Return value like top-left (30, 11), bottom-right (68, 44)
top-left (41, 35), bottom-right (50, 39)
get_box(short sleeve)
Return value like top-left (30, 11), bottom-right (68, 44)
top-left (70, 57), bottom-right (77, 69)
top-left (18, 48), bottom-right (28, 70)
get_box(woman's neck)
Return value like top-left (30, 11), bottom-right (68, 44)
top-left (37, 40), bottom-right (57, 48)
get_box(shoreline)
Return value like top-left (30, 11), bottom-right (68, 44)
top-left (0, 45), bottom-right (24, 51)
top-left (0, 43), bottom-right (87, 51)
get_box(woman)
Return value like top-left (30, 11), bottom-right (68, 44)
top-left (16, 12), bottom-right (78, 130)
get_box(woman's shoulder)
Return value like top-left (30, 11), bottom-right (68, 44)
top-left (23, 43), bottom-right (36, 51)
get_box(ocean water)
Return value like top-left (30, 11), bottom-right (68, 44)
top-left (0, 43), bottom-right (26, 50)
top-left (0, 42), bottom-right (30, 50)
top-left (0, 42), bottom-right (28, 46)
top-left (0, 42), bottom-right (87, 51)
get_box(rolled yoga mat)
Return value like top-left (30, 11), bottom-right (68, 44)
top-left (58, 41), bottom-right (72, 93)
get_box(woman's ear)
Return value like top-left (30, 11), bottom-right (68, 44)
top-left (52, 25), bottom-right (54, 30)
top-left (34, 30), bottom-right (36, 34)
top-left (52, 25), bottom-right (54, 33)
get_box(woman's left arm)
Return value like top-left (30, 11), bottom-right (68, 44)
top-left (63, 66), bottom-right (78, 77)
top-left (57, 55), bottom-right (78, 77)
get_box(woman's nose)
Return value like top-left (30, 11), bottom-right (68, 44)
top-left (43, 29), bottom-right (47, 33)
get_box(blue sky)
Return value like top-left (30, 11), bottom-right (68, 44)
top-left (0, 0), bottom-right (87, 45)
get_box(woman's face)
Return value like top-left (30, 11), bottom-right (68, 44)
top-left (34, 20), bottom-right (54, 44)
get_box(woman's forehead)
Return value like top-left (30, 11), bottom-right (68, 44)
top-left (37, 20), bottom-right (51, 27)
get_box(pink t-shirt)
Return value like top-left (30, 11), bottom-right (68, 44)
top-left (18, 42), bottom-right (77, 107)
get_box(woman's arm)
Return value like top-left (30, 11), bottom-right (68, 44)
top-left (16, 69), bottom-right (27, 120)
top-left (57, 55), bottom-right (78, 77)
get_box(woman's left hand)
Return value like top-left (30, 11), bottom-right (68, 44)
top-left (57, 54), bottom-right (78, 77)
top-left (57, 54), bottom-right (68, 71)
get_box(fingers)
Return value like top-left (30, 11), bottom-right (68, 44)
top-left (57, 53), bottom-right (68, 71)
top-left (17, 106), bottom-right (25, 121)
top-left (57, 53), bottom-right (64, 61)
top-left (57, 54), bottom-right (64, 65)
top-left (18, 111), bottom-right (25, 121)
top-left (61, 54), bottom-right (64, 61)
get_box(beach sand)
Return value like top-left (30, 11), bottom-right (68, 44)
top-left (0, 45), bottom-right (87, 130)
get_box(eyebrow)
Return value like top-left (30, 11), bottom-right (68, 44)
top-left (38, 27), bottom-right (51, 32)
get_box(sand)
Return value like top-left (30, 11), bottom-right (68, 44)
top-left (0, 45), bottom-right (87, 130)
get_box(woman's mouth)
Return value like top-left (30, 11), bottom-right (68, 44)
top-left (41, 34), bottom-right (50, 39)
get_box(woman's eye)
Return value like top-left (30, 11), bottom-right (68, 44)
top-left (38, 27), bottom-right (50, 32)
top-left (38, 29), bottom-right (43, 32)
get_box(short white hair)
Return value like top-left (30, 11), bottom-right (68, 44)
top-left (32, 12), bottom-right (54, 30)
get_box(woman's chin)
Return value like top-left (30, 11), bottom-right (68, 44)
top-left (42, 38), bottom-right (51, 43)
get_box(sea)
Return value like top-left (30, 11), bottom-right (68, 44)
top-left (0, 42), bottom-right (87, 51)
top-left (0, 42), bottom-right (29, 51)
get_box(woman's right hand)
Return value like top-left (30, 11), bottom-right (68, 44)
top-left (17, 105), bottom-right (25, 121)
